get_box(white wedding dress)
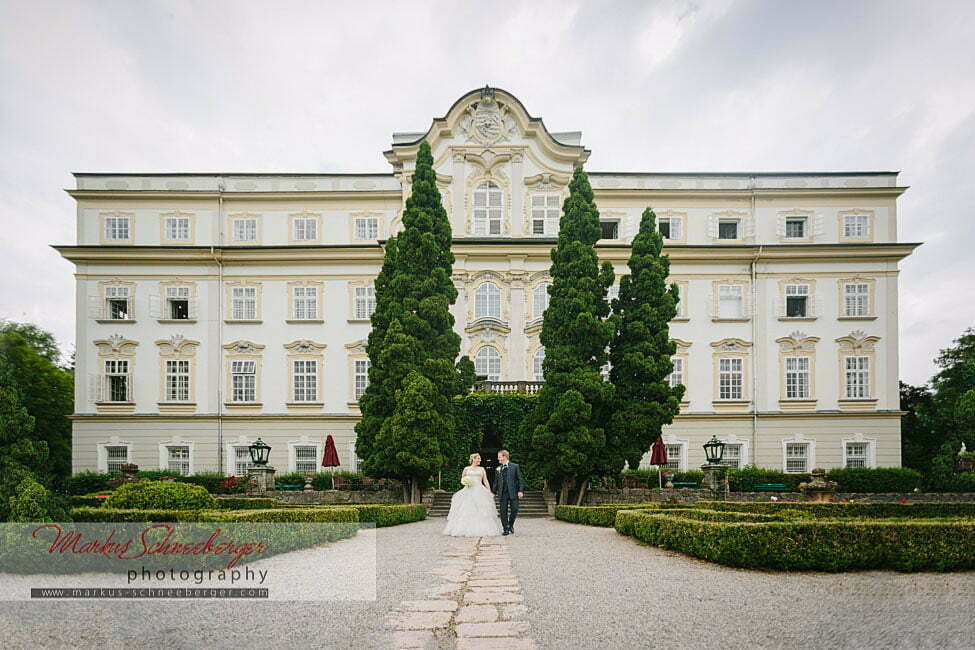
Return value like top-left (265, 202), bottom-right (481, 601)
top-left (442, 468), bottom-right (505, 537)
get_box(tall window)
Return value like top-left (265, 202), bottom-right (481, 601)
top-left (293, 286), bottom-right (318, 320)
top-left (165, 359), bottom-right (190, 402)
top-left (785, 216), bottom-right (807, 239)
top-left (845, 442), bottom-right (868, 469)
top-left (105, 359), bottom-right (130, 402)
top-left (232, 217), bottom-right (257, 242)
top-left (294, 445), bottom-right (318, 473)
top-left (785, 284), bottom-right (809, 318)
top-left (165, 216), bottom-right (190, 241)
top-left (532, 283), bottom-right (550, 320)
top-left (231, 287), bottom-right (257, 320)
top-left (104, 215), bottom-right (130, 241)
top-left (292, 359), bottom-right (318, 402)
top-left (166, 286), bottom-right (190, 320)
top-left (531, 195), bottom-right (560, 235)
top-left (475, 346), bottom-right (501, 382)
top-left (293, 217), bottom-right (317, 241)
top-left (659, 216), bottom-right (682, 241)
top-left (354, 358), bottom-right (370, 400)
top-left (233, 446), bottom-right (254, 476)
top-left (668, 357), bottom-right (684, 388)
top-left (845, 356), bottom-right (869, 398)
top-left (718, 219), bottom-right (739, 240)
top-left (785, 357), bottom-right (810, 399)
top-left (718, 358), bottom-right (743, 400)
top-left (533, 348), bottom-right (545, 382)
top-left (167, 446), bottom-right (190, 475)
top-left (664, 444), bottom-right (683, 471)
top-left (723, 443), bottom-right (742, 469)
top-left (844, 214), bottom-right (869, 238)
top-left (354, 216), bottom-right (379, 240)
top-left (474, 282), bottom-right (501, 319)
top-left (354, 286), bottom-right (376, 320)
top-left (231, 360), bottom-right (257, 402)
top-left (785, 442), bottom-right (809, 473)
top-left (718, 285), bottom-right (743, 318)
top-left (473, 181), bottom-right (503, 235)
top-left (105, 286), bottom-right (131, 320)
top-left (105, 445), bottom-right (129, 473)
top-left (844, 283), bottom-right (869, 317)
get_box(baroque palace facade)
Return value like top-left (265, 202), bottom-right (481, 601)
top-left (57, 87), bottom-right (917, 477)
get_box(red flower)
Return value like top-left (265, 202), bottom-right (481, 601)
top-left (899, 499), bottom-right (907, 504)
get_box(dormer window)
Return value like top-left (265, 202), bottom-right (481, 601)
top-left (473, 181), bottom-right (503, 235)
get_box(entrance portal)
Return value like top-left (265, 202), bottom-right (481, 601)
top-left (479, 426), bottom-right (503, 487)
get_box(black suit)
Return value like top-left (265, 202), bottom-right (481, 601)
top-left (493, 462), bottom-right (522, 533)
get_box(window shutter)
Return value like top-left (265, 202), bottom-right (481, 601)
top-left (88, 295), bottom-right (104, 319)
top-left (707, 216), bottom-right (717, 240)
top-left (149, 295), bottom-right (162, 319)
top-left (706, 291), bottom-right (716, 318)
top-left (775, 216), bottom-right (785, 238)
top-left (812, 295), bottom-right (824, 318)
top-left (87, 373), bottom-right (103, 402)
top-left (188, 297), bottom-right (199, 319)
top-left (813, 213), bottom-right (825, 238)
top-left (744, 215), bottom-right (756, 241)
top-left (772, 295), bottom-right (782, 318)
top-left (671, 217), bottom-right (682, 241)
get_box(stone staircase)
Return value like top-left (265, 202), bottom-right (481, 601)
top-left (427, 490), bottom-right (550, 518)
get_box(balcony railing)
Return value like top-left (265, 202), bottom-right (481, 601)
top-left (473, 380), bottom-right (545, 395)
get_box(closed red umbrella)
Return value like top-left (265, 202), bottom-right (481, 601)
top-left (322, 434), bottom-right (340, 469)
top-left (649, 437), bottom-right (668, 489)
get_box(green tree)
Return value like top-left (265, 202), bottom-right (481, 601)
top-left (0, 386), bottom-right (53, 521)
top-left (8, 475), bottom-right (68, 522)
top-left (527, 166), bottom-right (615, 504)
top-left (367, 370), bottom-right (449, 503)
top-left (609, 207), bottom-right (684, 473)
top-left (900, 381), bottom-right (934, 470)
top-left (0, 321), bottom-right (64, 367)
top-left (355, 141), bottom-right (473, 496)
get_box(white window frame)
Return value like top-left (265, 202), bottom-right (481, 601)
top-left (353, 358), bottom-right (370, 401)
top-left (474, 282), bottom-right (502, 320)
top-left (843, 283), bottom-right (870, 317)
top-left (842, 436), bottom-right (877, 469)
top-left (354, 286), bottom-right (376, 321)
top-left (158, 441), bottom-right (194, 476)
top-left (164, 358), bottom-right (191, 402)
top-left (599, 219), bottom-right (621, 240)
top-left (231, 286), bottom-right (257, 321)
top-left (293, 216), bottom-right (318, 242)
top-left (718, 357), bottom-right (743, 400)
top-left (658, 216), bottom-right (682, 241)
top-left (165, 286), bottom-right (192, 320)
top-left (533, 348), bottom-right (545, 382)
top-left (354, 216), bottom-right (380, 241)
top-left (722, 443), bottom-right (743, 469)
top-left (289, 440), bottom-right (323, 474)
top-left (165, 216), bottom-right (191, 241)
top-left (232, 217), bottom-right (258, 242)
top-left (844, 355), bottom-right (870, 399)
top-left (532, 283), bottom-right (551, 320)
top-left (717, 218), bottom-right (740, 240)
top-left (782, 436), bottom-right (816, 474)
top-left (784, 356), bottom-right (810, 399)
top-left (660, 437), bottom-right (689, 472)
top-left (230, 360), bottom-right (257, 402)
top-left (718, 284), bottom-right (743, 319)
top-left (473, 181), bottom-right (503, 235)
top-left (530, 194), bottom-right (560, 235)
top-left (104, 358), bottom-right (131, 402)
top-left (292, 359), bottom-right (318, 402)
top-left (228, 441), bottom-right (256, 476)
top-left (104, 215), bottom-right (130, 241)
top-left (475, 346), bottom-right (502, 382)
top-left (97, 440), bottom-right (132, 474)
top-left (843, 214), bottom-right (870, 238)
top-left (784, 283), bottom-right (810, 318)
top-left (668, 356), bottom-right (684, 388)
top-left (292, 286), bottom-right (318, 320)
top-left (104, 286), bottom-right (132, 321)
top-left (784, 216), bottom-right (807, 239)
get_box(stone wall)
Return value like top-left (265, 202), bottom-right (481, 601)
top-left (582, 488), bottom-right (975, 505)
top-left (269, 489), bottom-right (403, 504)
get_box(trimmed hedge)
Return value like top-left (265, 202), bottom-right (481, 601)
top-left (70, 507), bottom-right (205, 522)
top-left (215, 497), bottom-right (281, 510)
top-left (827, 467), bottom-right (922, 493)
top-left (726, 466), bottom-right (808, 492)
top-left (614, 509), bottom-right (975, 571)
top-left (105, 481), bottom-right (216, 511)
top-left (694, 500), bottom-right (975, 518)
top-left (65, 472), bottom-right (114, 495)
top-left (554, 504), bottom-right (660, 527)
top-left (346, 504), bottom-right (425, 527)
top-left (206, 507), bottom-right (359, 523)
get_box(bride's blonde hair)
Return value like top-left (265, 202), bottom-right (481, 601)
top-left (469, 453), bottom-right (480, 464)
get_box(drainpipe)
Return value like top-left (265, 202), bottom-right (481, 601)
top-left (212, 178), bottom-right (226, 473)
top-left (749, 175), bottom-right (760, 465)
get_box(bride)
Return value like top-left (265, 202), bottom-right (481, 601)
top-left (442, 453), bottom-right (504, 537)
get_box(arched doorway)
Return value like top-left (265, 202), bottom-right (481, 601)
top-left (479, 425), bottom-right (503, 487)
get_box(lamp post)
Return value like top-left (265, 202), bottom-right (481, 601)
top-left (246, 438), bottom-right (275, 494)
top-left (700, 436), bottom-right (728, 497)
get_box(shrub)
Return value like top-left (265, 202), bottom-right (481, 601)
top-left (70, 507), bottom-right (205, 522)
top-left (619, 469), bottom-right (706, 487)
top-left (136, 470), bottom-right (176, 481)
top-left (180, 472), bottom-right (249, 494)
top-left (726, 466), bottom-right (807, 492)
top-left (8, 477), bottom-right (70, 522)
top-left (105, 481), bottom-right (216, 511)
top-left (214, 497), bottom-right (280, 510)
top-left (555, 504), bottom-right (659, 527)
top-left (207, 507), bottom-right (359, 523)
top-left (694, 500), bottom-right (975, 518)
top-left (924, 472), bottom-right (975, 493)
top-left (348, 504), bottom-right (425, 526)
top-left (827, 467), bottom-right (922, 493)
top-left (65, 472), bottom-right (114, 495)
top-left (614, 509), bottom-right (975, 572)
top-left (273, 472), bottom-right (309, 489)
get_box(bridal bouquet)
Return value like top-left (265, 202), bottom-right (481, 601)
top-left (460, 476), bottom-right (473, 487)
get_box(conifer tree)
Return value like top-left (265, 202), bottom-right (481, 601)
top-left (527, 166), bottom-right (615, 504)
top-left (609, 207), bottom-right (684, 471)
top-left (355, 141), bottom-right (472, 496)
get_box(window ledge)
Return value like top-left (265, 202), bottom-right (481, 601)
top-left (711, 317), bottom-right (750, 323)
top-left (778, 316), bottom-right (817, 322)
top-left (224, 319), bottom-right (263, 324)
top-left (837, 398), bottom-right (878, 411)
top-left (94, 319), bottom-right (136, 324)
top-left (779, 238), bottom-right (814, 244)
top-left (285, 319), bottom-right (325, 324)
top-left (778, 399), bottom-right (817, 412)
top-left (157, 401), bottom-right (197, 406)
top-left (224, 402), bottom-right (263, 408)
top-left (347, 401), bottom-right (361, 408)
top-left (713, 239), bottom-right (745, 244)
top-left (837, 316), bottom-right (877, 321)
top-left (347, 319), bottom-right (371, 324)
top-left (158, 319), bottom-right (197, 324)
top-left (286, 401), bottom-right (324, 408)
top-left (95, 401), bottom-right (135, 406)
top-left (712, 400), bottom-right (750, 412)
top-left (670, 317), bottom-right (690, 322)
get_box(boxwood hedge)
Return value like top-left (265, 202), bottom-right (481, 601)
top-left (554, 504), bottom-right (660, 527)
top-left (694, 501), bottom-right (975, 518)
top-left (614, 509), bottom-right (975, 572)
top-left (105, 481), bottom-right (216, 511)
top-left (346, 504), bottom-right (425, 527)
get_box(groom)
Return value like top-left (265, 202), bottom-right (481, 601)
top-left (493, 449), bottom-right (523, 535)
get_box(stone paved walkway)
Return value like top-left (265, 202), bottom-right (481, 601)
top-left (388, 535), bottom-right (536, 649)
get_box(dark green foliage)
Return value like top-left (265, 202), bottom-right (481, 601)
top-left (0, 386), bottom-right (53, 521)
top-left (617, 468), bottom-right (705, 487)
top-left (726, 466), bottom-right (809, 492)
top-left (694, 500), bottom-right (975, 518)
top-left (69, 494), bottom-right (111, 508)
top-left (348, 504), bottom-right (426, 526)
top-left (207, 508), bottom-right (360, 523)
top-left (70, 507), bottom-right (206, 522)
top-left (65, 471), bottom-right (114, 495)
top-left (928, 472), bottom-right (975, 492)
top-left (215, 497), bottom-right (281, 510)
top-left (528, 166), bottom-right (615, 495)
top-left (105, 481), bottom-right (216, 510)
top-left (179, 473), bottom-right (247, 494)
top-left (356, 141), bottom-right (471, 491)
top-left (8, 476), bottom-right (70, 522)
top-left (900, 381), bottom-right (935, 470)
top-left (0, 325), bottom-right (73, 486)
top-left (609, 208), bottom-right (683, 472)
top-left (614, 508), bottom-right (975, 572)
top-left (449, 393), bottom-right (539, 491)
top-left (554, 503), bottom-right (659, 527)
top-left (827, 467), bottom-right (923, 492)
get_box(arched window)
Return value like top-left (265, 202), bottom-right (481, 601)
top-left (533, 348), bottom-right (545, 382)
top-left (473, 181), bottom-right (503, 235)
top-left (475, 346), bottom-right (501, 382)
top-left (532, 282), bottom-right (551, 320)
top-left (474, 282), bottom-right (501, 320)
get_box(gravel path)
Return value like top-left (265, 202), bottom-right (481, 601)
top-left (507, 518), bottom-right (975, 649)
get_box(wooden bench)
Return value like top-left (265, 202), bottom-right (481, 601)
top-left (753, 483), bottom-right (787, 491)
top-left (274, 484), bottom-right (303, 491)
top-left (672, 481), bottom-right (698, 489)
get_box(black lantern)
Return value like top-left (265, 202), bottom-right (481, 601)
top-left (249, 438), bottom-right (271, 466)
top-left (703, 436), bottom-right (725, 465)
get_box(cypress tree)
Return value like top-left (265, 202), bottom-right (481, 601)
top-left (355, 141), bottom-right (472, 498)
top-left (609, 207), bottom-right (684, 471)
top-left (527, 166), bottom-right (615, 504)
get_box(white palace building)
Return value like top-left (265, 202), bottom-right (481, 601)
top-left (57, 87), bottom-right (917, 478)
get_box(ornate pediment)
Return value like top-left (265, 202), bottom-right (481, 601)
top-left (155, 335), bottom-right (200, 355)
top-left (775, 331), bottom-right (820, 353)
top-left (345, 339), bottom-right (367, 355)
top-left (222, 340), bottom-right (265, 354)
top-left (835, 330), bottom-right (881, 352)
top-left (710, 338), bottom-right (752, 353)
top-left (94, 334), bottom-right (138, 355)
top-left (524, 172), bottom-right (572, 190)
top-left (284, 339), bottom-right (326, 354)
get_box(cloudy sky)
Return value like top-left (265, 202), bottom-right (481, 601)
top-left (1, 0), bottom-right (973, 385)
